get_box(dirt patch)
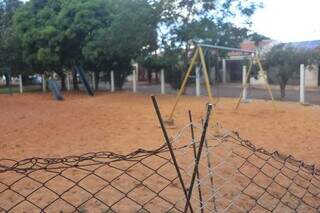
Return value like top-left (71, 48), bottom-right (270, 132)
top-left (0, 92), bottom-right (319, 165)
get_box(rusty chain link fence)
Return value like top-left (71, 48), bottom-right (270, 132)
top-left (0, 99), bottom-right (319, 212)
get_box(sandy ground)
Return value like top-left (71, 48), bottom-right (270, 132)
top-left (0, 92), bottom-right (320, 166)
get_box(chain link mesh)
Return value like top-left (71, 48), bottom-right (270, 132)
top-left (0, 122), bottom-right (319, 212)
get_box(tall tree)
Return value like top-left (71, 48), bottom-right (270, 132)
top-left (0, 0), bottom-right (22, 86)
top-left (265, 44), bottom-right (311, 99)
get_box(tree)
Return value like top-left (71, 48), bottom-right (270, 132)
top-left (148, 0), bottom-right (263, 89)
top-left (265, 44), bottom-right (311, 99)
top-left (14, 0), bottom-right (159, 90)
top-left (0, 0), bottom-right (22, 86)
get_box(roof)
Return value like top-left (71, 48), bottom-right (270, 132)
top-left (285, 40), bottom-right (320, 50)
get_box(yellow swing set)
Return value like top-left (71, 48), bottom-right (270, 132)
top-left (166, 43), bottom-right (276, 124)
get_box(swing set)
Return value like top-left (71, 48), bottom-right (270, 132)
top-left (166, 43), bottom-right (276, 124)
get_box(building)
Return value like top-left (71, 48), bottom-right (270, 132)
top-left (223, 40), bottom-right (320, 87)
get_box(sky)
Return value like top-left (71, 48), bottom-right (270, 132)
top-left (250, 0), bottom-right (320, 42)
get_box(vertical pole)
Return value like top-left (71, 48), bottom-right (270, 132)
top-left (300, 64), bottom-right (305, 104)
top-left (92, 72), bottom-right (96, 90)
top-left (66, 73), bottom-right (71, 91)
top-left (151, 96), bottom-right (194, 213)
top-left (196, 66), bottom-right (201, 97)
top-left (42, 74), bottom-right (46, 93)
top-left (189, 111), bottom-right (204, 213)
top-left (161, 69), bottom-right (165, 94)
top-left (184, 104), bottom-right (213, 212)
top-left (222, 59), bottom-right (227, 83)
top-left (19, 74), bottom-right (23, 94)
top-left (111, 71), bottom-right (115, 92)
top-left (133, 64), bottom-right (137, 93)
top-left (242, 65), bottom-right (248, 101)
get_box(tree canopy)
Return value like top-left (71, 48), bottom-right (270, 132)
top-left (1, 0), bottom-right (264, 90)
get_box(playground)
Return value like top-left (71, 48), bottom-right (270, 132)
top-left (1, 92), bottom-right (319, 164)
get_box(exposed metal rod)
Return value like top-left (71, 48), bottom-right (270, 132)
top-left (197, 43), bottom-right (255, 53)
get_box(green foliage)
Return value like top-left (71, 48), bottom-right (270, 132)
top-left (13, 0), bottom-right (159, 89)
top-left (265, 44), bottom-right (312, 98)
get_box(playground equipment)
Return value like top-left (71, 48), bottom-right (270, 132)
top-left (48, 79), bottom-right (64, 101)
top-left (75, 66), bottom-right (94, 96)
top-left (234, 51), bottom-right (276, 111)
top-left (167, 43), bottom-right (276, 124)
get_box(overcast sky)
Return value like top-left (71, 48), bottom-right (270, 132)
top-left (250, 0), bottom-right (320, 42)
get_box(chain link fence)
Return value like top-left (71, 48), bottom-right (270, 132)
top-left (0, 102), bottom-right (319, 212)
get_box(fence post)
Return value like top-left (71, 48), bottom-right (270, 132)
top-left (196, 66), bottom-right (201, 97)
top-left (161, 69), bottom-right (165, 94)
top-left (242, 65), bottom-right (248, 101)
top-left (66, 73), bottom-right (71, 91)
top-left (300, 64), bottom-right (305, 104)
top-left (222, 59), bottom-right (227, 83)
top-left (42, 74), bottom-right (46, 93)
top-left (133, 64), bottom-right (138, 93)
top-left (19, 74), bottom-right (23, 94)
top-left (111, 71), bottom-right (115, 92)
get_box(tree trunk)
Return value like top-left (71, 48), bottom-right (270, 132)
top-left (280, 83), bottom-right (286, 100)
top-left (94, 70), bottom-right (100, 90)
top-left (72, 68), bottom-right (79, 91)
top-left (147, 69), bottom-right (152, 84)
top-left (60, 74), bottom-right (66, 91)
top-left (4, 74), bottom-right (10, 87)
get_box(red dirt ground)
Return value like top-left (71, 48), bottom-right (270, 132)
top-left (0, 92), bottom-right (319, 166)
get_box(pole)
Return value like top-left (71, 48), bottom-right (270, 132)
top-left (42, 74), bottom-right (46, 93)
top-left (300, 64), bottom-right (305, 104)
top-left (151, 96), bottom-right (194, 213)
top-left (92, 72), bottom-right (96, 90)
top-left (19, 74), bottom-right (23, 94)
top-left (111, 71), bottom-right (115, 92)
top-left (196, 66), bottom-right (201, 97)
top-left (242, 65), bottom-right (247, 101)
top-left (133, 65), bottom-right (137, 93)
top-left (222, 59), bottom-right (227, 83)
top-left (161, 69), bottom-right (165, 94)
top-left (184, 104), bottom-right (213, 212)
top-left (66, 73), bottom-right (71, 91)
top-left (188, 111), bottom-right (204, 213)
